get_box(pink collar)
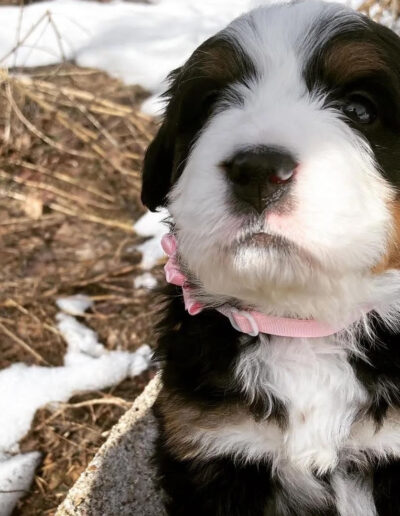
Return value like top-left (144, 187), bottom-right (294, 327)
top-left (161, 234), bottom-right (364, 338)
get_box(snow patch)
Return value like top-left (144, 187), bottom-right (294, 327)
top-left (0, 324), bottom-right (152, 453)
top-left (134, 272), bottom-right (158, 290)
top-left (57, 313), bottom-right (105, 363)
top-left (134, 208), bottom-right (169, 269)
top-left (56, 294), bottom-right (93, 315)
top-left (0, 452), bottom-right (41, 516)
top-left (0, 298), bottom-right (152, 514)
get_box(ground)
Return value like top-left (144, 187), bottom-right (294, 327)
top-left (0, 62), bottom-right (159, 515)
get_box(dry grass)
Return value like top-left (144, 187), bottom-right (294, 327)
top-left (0, 62), bottom-right (162, 515)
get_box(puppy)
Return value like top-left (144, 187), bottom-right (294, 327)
top-left (141, 1), bottom-right (400, 515)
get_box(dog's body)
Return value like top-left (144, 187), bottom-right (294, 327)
top-left (141, 2), bottom-right (400, 514)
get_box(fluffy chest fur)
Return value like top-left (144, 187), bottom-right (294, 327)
top-left (235, 336), bottom-right (369, 472)
top-left (181, 335), bottom-right (400, 474)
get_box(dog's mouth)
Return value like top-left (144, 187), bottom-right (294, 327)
top-left (239, 231), bottom-right (291, 249)
top-left (249, 232), bottom-right (287, 246)
top-left (234, 230), bottom-right (318, 269)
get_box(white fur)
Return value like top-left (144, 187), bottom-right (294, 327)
top-left (348, 408), bottom-right (400, 461)
top-left (332, 469), bottom-right (377, 516)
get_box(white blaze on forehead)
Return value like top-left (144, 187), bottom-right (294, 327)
top-left (225, 1), bottom-right (362, 69)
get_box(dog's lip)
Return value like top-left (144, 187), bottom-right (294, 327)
top-left (243, 231), bottom-right (290, 247)
top-left (238, 231), bottom-right (319, 268)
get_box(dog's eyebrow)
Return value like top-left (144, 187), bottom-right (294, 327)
top-left (323, 40), bottom-right (387, 84)
top-left (179, 35), bottom-right (257, 90)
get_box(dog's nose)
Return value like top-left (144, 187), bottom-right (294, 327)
top-left (222, 147), bottom-right (297, 213)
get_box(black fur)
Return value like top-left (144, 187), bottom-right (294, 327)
top-left (351, 317), bottom-right (400, 424)
top-left (153, 285), bottom-right (286, 422)
top-left (373, 460), bottom-right (400, 515)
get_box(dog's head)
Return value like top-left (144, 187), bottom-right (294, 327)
top-left (142, 1), bottom-right (400, 320)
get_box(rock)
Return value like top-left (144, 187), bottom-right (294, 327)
top-left (56, 375), bottom-right (166, 516)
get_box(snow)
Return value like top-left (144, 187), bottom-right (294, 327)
top-left (134, 208), bottom-right (169, 269)
top-left (134, 272), bottom-right (158, 290)
top-left (56, 294), bottom-right (93, 315)
top-left (0, 315), bottom-right (152, 453)
top-left (0, 452), bottom-right (41, 516)
top-left (0, 297), bottom-right (152, 515)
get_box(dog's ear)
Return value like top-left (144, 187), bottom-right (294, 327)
top-left (141, 112), bottom-right (175, 211)
top-left (141, 68), bottom-right (181, 212)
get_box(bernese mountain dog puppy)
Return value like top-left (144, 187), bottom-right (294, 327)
top-left (141, 1), bottom-right (400, 514)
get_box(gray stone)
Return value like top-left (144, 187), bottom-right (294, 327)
top-left (57, 375), bottom-right (166, 516)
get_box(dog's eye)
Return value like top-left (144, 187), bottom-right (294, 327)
top-left (342, 94), bottom-right (377, 125)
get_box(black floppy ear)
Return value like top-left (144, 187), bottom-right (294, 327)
top-left (141, 120), bottom-right (175, 211)
top-left (141, 67), bottom-right (182, 212)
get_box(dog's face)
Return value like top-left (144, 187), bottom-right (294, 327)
top-left (142, 1), bottom-right (400, 319)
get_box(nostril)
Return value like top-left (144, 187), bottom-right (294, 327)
top-left (222, 158), bottom-right (251, 186)
top-left (269, 167), bottom-right (296, 185)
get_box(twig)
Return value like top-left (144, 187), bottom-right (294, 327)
top-left (3, 95), bottom-right (12, 143)
top-left (15, 84), bottom-right (142, 176)
top-left (4, 298), bottom-right (60, 336)
top-left (47, 11), bottom-right (67, 62)
top-left (0, 489), bottom-right (28, 494)
top-left (0, 322), bottom-right (49, 365)
top-left (12, 2), bottom-right (25, 68)
top-left (19, 87), bottom-right (98, 141)
top-left (71, 264), bottom-right (138, 287)
top-left (20, 18), bottom-right (51, 68)
top-left (5, 81), bottom-right (95, 159)
top-left (0, 190), bottom-right (131, 234)
top-left (55, 397), bottom-right (131, 410)
top-left (0, 169), bottom-right (114, 210)
top-left (0, 12), bottom-right (48, 64)
top-left (5, 160), bottom-right (115, 202)
top-left (47, 201), bottom-right (135, 232)
top-left (60, 89), bottom-right (120, 148)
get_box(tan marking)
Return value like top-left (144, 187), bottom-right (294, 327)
top-left (373, 200), bottom-right (400, 273)
top-left (324, 41), bottom-right (387, 84)
top-left (156, 388), bottom-right (250, 461)
top-left (180, 37), bottom-right (252, 89)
